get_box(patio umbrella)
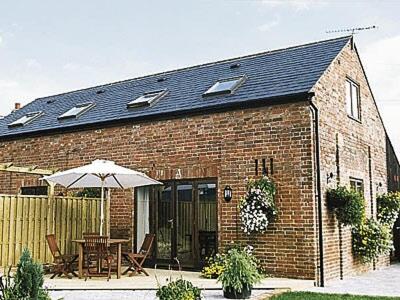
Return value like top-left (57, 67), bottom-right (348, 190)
top-left (42, 159), bottom-right (162, 235)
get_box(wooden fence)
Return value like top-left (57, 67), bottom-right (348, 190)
top-left (0, 194), bottom-right (107, 267)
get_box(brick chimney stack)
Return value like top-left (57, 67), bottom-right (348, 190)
top-left (14, 102), bottom-right (21, 111)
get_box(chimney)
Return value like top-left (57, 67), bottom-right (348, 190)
top-left (14, 102), bottom-right (21, 111)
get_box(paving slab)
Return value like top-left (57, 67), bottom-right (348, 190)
top-left (306, 263), bottom-right (400, 297)
top-left (49, 289), bottom-right (272, 300)
top-left (44, 269), bottom-right (314, 291)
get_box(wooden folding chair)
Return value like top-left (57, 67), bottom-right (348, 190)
top-left (122, 233), bottom-right (155, 276)
top-left (46, 234), bottom-right (78, 279)
top-left (84, 235), bottom-right (114, 281)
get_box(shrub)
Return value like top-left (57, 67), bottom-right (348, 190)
top-left (218, 246), bottom-right (262, 294)
top-left (326, 186), bottom-right (365, 226)
top-left (0, 249), bottom-right (51, 300)
top-left (377, 192), bottom-right (400, 227)
top-left (14, 248), bottom-right (51, 300)
top-left (156, 278), bottom-right (201, 300)
top-left (352, 218), bottom-right (393, 263)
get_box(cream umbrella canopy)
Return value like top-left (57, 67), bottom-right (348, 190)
top-left (42, 159), bottom-right (162, 235)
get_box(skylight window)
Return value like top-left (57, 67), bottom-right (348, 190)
top-left (58, 102), bottom-right (95, 120)
top-left (203, 76), bottom-right (246, 97)
top-left (127, 90), bottom-right (167, 108)
top-left (8, 111), bottom-right (43, 128)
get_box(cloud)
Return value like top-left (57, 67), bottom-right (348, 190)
top-left (25, 58), bottom-right (41, 69)
top-left (0, 80), bottom-right (18, 88)
top-left (0, 35), bottom-right (2, 44)
top-left (260, 0), bottom-right (326, 11)
top-left (62, 62), bottom-right (92, 72)
top-left (360, 35), bottom-right (400, 156)
top-left (257, 15), bottom-right (280, 32)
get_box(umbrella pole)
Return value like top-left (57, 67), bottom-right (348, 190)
top-left (100, 179), bottom-right (104, 235)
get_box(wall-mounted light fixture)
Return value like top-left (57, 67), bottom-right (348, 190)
top-left (326, 172), bottom-right (334, 184)
top-left (376, 182), bottom-right (383, 192)
top-left (224, 185), bottom-right (232, 202)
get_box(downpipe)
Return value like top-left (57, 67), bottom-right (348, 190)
top-left (310, 100), bottom-right (325, 287)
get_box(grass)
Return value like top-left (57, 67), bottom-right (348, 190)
top-left (270, 292), bottom-right (400, 300)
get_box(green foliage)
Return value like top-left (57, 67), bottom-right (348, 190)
top-left (0, 249), bottom-right (51, 300)
top-left (377, 192), bottom-right (400, 226)
top-left (75, 188), bottom-right (101, 198)
top-left (352, 218), bottom-right (393, 263)
top-left (326, 186), bottom-right (365, 226)
top-left (156, 278), bottom-right (201, 300)
top-left (0, 267), bottom-right (18, 300)
top-left (246, 176), bottom-right (276, 200)
top-left (218, 246), bottom-right (262, 294)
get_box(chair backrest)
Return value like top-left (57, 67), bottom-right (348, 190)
top-left (84, 235), bottom-right (109, 258)
top-left (83, 232), bottom-right (100, 238)
top-left (46, 234), bottom-right (62, 259)
top-left (139, 233), bottom-right (155, 256)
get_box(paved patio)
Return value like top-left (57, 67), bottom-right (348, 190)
top-left (307, 263), bottom-right (400, 297)
top-left (45, 269), bottom-right (314, 299)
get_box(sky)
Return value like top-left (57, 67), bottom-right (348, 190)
top-left (0, 0), bottom-right (399, 154)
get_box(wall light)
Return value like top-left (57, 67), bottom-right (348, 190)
top-left (224, 186), bottom-right (232, 202)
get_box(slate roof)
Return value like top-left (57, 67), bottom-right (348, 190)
top-left (0, 36), bottom-right (351, 139)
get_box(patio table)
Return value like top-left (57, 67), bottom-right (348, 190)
top-left (72, 239), bottom-right (129, 279)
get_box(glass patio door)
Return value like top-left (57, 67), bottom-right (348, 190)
top-left (176, 182), bottom-right (194, 265)
top-left (153, 180), bottom-right (217, 268)
top-left (156, 183), bottom-right (173, 261)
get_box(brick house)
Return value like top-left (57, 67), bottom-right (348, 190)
top-left (0, 36), bottom-right (399, 285)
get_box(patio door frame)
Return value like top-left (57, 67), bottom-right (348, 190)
top-left (134, 178), bottom-right (218, 269)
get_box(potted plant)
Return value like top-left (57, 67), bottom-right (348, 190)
top-left (218, 246), bottom-right (261, 299)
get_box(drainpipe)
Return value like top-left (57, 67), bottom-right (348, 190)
top-left (310, 99), bottom-right (325, 287)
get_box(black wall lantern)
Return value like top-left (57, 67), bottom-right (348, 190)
top-left (224, 185), bottom-right (233, 202)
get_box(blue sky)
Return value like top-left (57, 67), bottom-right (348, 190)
top-left (0, 0), bottom-right (399, 153)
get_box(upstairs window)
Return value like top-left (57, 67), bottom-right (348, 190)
top-left (58, 102), bottom-right (95, 120)
top-left (346, 79), bottom-right (361, 120)
top-left (203, 76), bottom-right (246, 97)
top-left (8, 111), bottom-right (43, 128)
top-left (127, 90), bottom-right (167, 108)
top-left (350, 177), bottom-right (364, 195)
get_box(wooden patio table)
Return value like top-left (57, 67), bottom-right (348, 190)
top-left (72, 239), bottom-right (129, 279)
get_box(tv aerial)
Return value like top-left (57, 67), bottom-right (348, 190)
top-left (326, 25), bottom-right (378, 35)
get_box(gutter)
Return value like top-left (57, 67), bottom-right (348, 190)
top-left (310, 99), bottom-right (325, 287)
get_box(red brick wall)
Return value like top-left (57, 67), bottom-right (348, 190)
top-left (312, 40), bottom-right (389, 281)
top-left (0, 102), bottom-right (316, 279)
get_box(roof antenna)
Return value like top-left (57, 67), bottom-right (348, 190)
top-left (326, 25), bottom-right (378, 36)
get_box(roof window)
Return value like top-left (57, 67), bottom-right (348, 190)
top-left (127, 90), bottom-right (167, 108)
top-left (8, 111), bottom-right (43, 128)
top-left (58, 102), bottom-right (95, 120)
top-left (203, 76), bottom-right (246, 97)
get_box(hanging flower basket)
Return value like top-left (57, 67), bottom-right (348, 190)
top-left (239, 177), bottom-right (277, 234)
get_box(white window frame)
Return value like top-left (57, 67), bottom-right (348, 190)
top-left (58, 102), bottom-right (95, 120)
top-left (203, 75), bottom-right (246, 97)
top-left (127, 90), bottom-right (167, 108)
top-left (345, 79), bottom-right (361, 121)
top-left (8, 111), bottom-right (43, 128)
top-left (350, 177), bottom-right (364, 195)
